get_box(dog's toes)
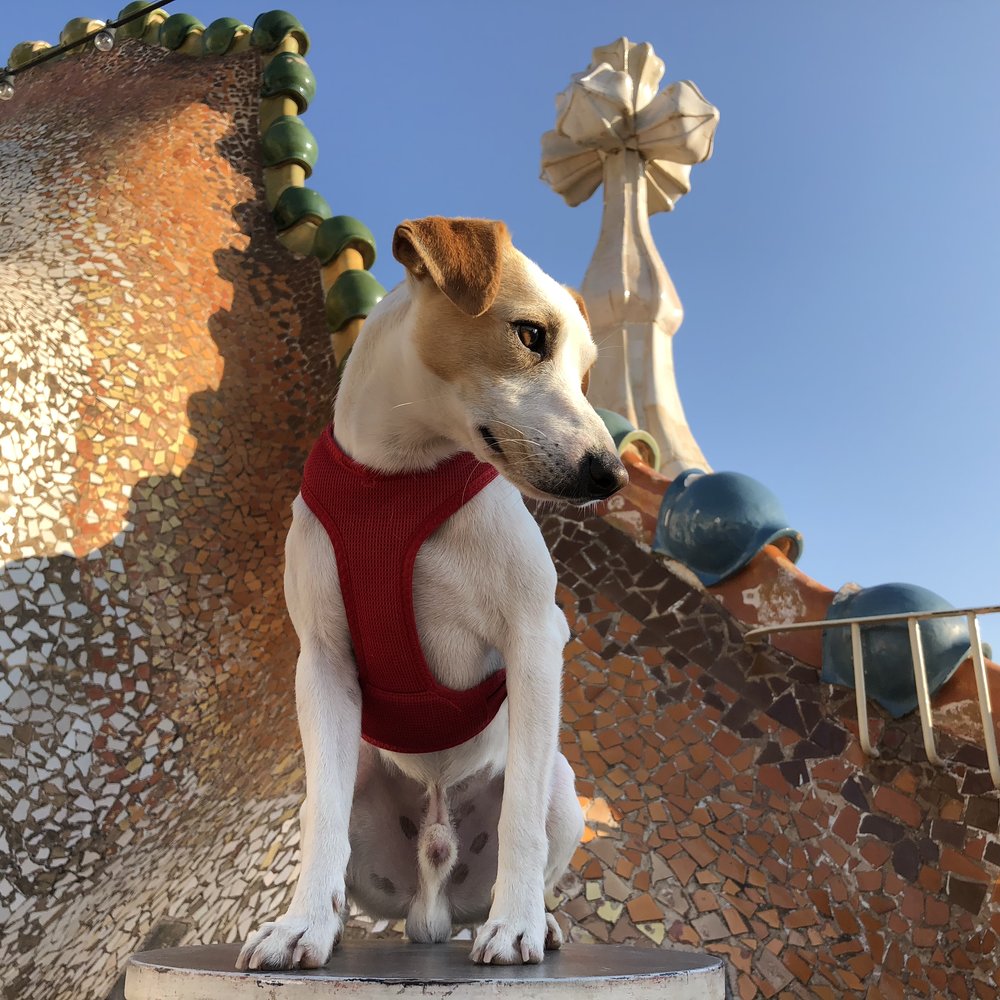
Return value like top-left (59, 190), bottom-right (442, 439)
top-left (544, 913), bottom-right (563, 951)
top-left (236, 914), bottom-right (342, 972)
top-left (235, 922), bottom-right (277, 971)
top-left (469, 927), bottom-right (487, 964)
top-left (471, 915), bottom-right (545, 965)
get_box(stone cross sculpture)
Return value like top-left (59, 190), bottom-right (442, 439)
top-left (541, 38), bottom-right (719, 477)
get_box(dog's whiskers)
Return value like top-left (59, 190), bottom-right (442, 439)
top-left (482, 439), bottom-right (547, 466)
top-left (591, 330), bottom-right (626, 353)
top-left (489, 418), bottom-right (555, 444)
top-left (391, 393), bottom-right (447, 410)
top-left (460, 460), bottom-right (480, 503)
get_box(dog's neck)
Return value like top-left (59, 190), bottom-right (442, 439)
top-left (333, 287), bottom-right (464, 474)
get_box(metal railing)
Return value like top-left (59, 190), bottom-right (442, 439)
top-left (745, 604), bottom-right (1000, 789)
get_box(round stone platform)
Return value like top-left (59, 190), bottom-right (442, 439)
top-left (124, 941), bottom-right (725, 999)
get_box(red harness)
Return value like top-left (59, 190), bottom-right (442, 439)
top-left (300, 425), bottom-right (507, 754)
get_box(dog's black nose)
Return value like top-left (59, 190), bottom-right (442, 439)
top-left (577, 450), bottom-right (629, 500)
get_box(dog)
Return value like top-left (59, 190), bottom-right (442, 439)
top-left (236, 216), bottom-right (628, 970)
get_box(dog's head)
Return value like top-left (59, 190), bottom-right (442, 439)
top-left (392, 216), bottom-right (628, 505)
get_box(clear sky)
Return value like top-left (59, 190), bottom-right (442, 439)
top-left (4, 1), bottom-right (999, 647)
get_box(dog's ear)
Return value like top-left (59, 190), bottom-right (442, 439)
top-left (564, 286), bottom-right (592, 394)
top-left (392, 217), bottom-right (510, 317)
top-left (564, 286), bottom-right (590, 329)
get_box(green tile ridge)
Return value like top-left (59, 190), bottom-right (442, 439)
top-left (158, 12), bottom-right (204, 49)
top-left (314, 217), bottom-right (377, 270)
top-left (262, 115), bottom-right (318, 176)
top-left (249, 10), bottom-right (309, 55)
top-left (202, 17), bottom-right (251, 55)
top-left (324, 270), bottom-right (386, 333)
top-left (272, 186), bottom-right (332, 231)
top-left (7, 41), bottom-right (52, 70)
top-left (115, 2), bottom-right (169, 41)
top-left (260, 52), bottom-right (314, 111)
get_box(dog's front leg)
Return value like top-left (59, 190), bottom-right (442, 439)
top-left (471, 612), bottom-right (566, 965)
top-left (237, 639), bottom-right (361, 971)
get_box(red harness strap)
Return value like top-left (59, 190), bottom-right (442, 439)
top-left (300, 425), bottom-right (507, 754)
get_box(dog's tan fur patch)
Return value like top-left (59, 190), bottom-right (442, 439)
top-left (403, 264), bottom-right (536, 386)
top-left (397, 230), bottom-right (561, 388)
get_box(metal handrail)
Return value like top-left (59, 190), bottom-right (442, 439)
top-left (745, 605), bottom-right (1000, 789)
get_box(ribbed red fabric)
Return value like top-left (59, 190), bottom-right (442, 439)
top-left (300, 425), bottom-right (507, 754)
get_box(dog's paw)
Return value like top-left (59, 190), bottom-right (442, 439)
top-left (235, 912), bottom-right (343, 971)
top-left (470, 908), bottom-right (547, 965)
top-left (544, 912), bottom-right (563, 950)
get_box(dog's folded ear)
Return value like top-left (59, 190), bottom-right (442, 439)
top-left (392, 217), bottom-right (510, 318)
top-left (564, 286), bottom-right (590, 329)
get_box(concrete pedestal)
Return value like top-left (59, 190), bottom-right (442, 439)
top-left (124, 941), bottom-right (725, 999)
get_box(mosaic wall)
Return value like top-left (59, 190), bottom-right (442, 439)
top-left (0, 37), bottom-right (329, 999)
top-left (538, 507), bottom-right (1000, 999)
top-left (2, 24), bottom-right (999, 1000)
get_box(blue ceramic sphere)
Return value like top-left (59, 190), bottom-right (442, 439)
top-left (653, 469), bottom-right (802, 585)
top-left (821, 583), bottom-right (983, 718)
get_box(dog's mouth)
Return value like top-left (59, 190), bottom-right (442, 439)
top-left (475, 423), bottom-right (626, 507)
top-left (478, 425), bottom-right (504, 457)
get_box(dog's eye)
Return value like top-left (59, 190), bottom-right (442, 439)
top-left (513, 321), bottom-right (546, 356)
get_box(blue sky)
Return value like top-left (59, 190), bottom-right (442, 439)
top-left (5, 1), bottom-right (999, 647)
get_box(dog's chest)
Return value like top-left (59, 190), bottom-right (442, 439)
top-left (408, 485), bottom-right (518, 691)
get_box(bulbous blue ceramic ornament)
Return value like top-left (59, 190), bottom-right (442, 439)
top-left (653, 469), bottom-right (802, 585)
top-left (821, 583), bottom-right (987, 718)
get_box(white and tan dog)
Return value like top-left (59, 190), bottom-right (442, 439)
top-left (237, 217), bottom-right (627, 970)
